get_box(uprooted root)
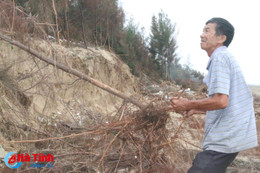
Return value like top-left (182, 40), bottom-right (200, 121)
top-left (1, 98), bottom-right (196, 173)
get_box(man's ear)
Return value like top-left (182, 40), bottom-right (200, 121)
top-left (218, 35), bottom-right (227, 44)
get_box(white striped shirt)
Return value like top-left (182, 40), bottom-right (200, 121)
top-left (202, 46), bottom-right (258, 153)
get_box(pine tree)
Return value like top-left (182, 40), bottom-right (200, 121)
top-left (149, 11), bottom-right (178, 80)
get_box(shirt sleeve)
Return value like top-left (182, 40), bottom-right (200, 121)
top-left (207, 58), bottom-right (230, 96)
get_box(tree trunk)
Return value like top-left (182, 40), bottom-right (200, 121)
top-left (79, 1), bottom-right (87, 48)
top-left (64, 0), bottom-right (70, 47)
top-left (51, 0), bottom-right (61, 45)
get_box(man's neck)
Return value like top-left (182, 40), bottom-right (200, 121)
top-left (207, 45), bottom-right (224, 57)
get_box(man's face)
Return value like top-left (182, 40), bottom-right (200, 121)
top-left (200, 23), bottom-right (223, 52)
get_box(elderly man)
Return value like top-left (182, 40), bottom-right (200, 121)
top-left (170, 17), bottom-right (258, 173)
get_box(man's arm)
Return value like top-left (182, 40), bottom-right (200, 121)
top-left (170, 93), bottom-right (229, 112)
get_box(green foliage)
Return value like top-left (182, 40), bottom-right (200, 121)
top-left (15, 0), bottom-right (125, 47)
top-left (11, 0), bottom-right (203, 85)
top-left (170, 64), bottom-right (204, 90)
top-left (75, 0), bottom-right (125, 48)
top-left (149, 11), bottom-right (179, 80)
top-left (115, 19), bottom-right (156, 76)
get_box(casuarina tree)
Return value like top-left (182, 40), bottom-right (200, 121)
top-left (149, 11), bottom-right (178, 80)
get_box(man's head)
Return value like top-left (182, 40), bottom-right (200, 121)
top-left (200, 17), bottom-right (235, 56)
top-left (206, 17), bottom-right (234, 47)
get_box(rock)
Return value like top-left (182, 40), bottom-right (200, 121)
top-left (0, 145), bottom-right (7, 161)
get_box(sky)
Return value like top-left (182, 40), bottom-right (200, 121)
top-left (119, 0), bottom-right (260, 86)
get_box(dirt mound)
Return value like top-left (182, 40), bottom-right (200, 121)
top-left (0, 39), bottom-right (140, 153)
top-left (0, 39), bottom-right (139, 114)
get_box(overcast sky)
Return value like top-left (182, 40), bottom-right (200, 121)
top-left (119, 0), bottom-right (260, 86)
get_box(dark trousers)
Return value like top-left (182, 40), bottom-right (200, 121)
top-left (188, 150), bottom-right (238, 173)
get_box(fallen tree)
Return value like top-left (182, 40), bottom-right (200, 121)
top-left (0, 33), bottom-right (196, 173)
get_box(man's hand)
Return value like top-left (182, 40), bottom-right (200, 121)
top-left (169, 97), bottom-right (190, 112)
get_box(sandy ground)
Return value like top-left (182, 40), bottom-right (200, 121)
top-left (250, 85), bottom-right (260, 97)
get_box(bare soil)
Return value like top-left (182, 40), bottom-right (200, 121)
top-left (250, 85), bottom-right (260, 97)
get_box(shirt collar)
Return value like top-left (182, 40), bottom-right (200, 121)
top-left (206, 46), bottom-right (227, 70)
